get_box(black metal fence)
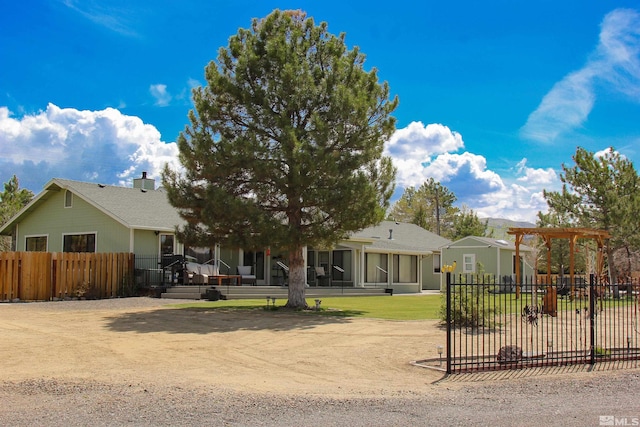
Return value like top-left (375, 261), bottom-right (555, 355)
top-left (133, 255), bottom-right (180, 288)
top-left (445, 273), bottom-right (640, 373)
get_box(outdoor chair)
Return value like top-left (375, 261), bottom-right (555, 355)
top-left (237, 265), bottom-right (257, 285)
top-left (315, 266), bottom-right (330, 286)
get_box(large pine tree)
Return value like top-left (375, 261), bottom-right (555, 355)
top-left (388, 178), bottom-right (457, 237)
top-left (163, 10), bottom-right (397, 308)
top-left (543, 147), bottom-right (640, 282)
top-left (0, 175), bottom-right (34, 251)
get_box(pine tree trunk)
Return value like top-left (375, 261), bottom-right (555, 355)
top-left (286, 246), bottom-right (308, 309)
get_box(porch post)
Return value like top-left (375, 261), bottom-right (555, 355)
top-left (360, 248), bottom-right (365, 288)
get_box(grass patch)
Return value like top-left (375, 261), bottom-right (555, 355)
top-left (171, 295), bottom-right (442, 320)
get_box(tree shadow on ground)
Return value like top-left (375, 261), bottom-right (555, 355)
top-left (104, 306), bottom-right (366, 334)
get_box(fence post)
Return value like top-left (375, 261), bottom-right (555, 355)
top-left (589, 273), bottom-right (596, 365)
top-left (446, 271), bottom-right (452, 374)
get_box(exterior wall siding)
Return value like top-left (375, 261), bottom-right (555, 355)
top-left (441, 243), bottom-right (534, 281)
top-left (421, 253), bottom-right (442, 290)
top-left (133, 229), bottom-right (161, 256)
top-left (16, 190), bottom-right (130, 253)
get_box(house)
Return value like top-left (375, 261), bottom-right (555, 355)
top-left (440, 235), bottom-right (535, 290)
top-left (0, 174), bottom-right (182, 254)
top-left (345, 221), bottom-right (451, 292)
top-left (0, 175), bottom-right (451, 293)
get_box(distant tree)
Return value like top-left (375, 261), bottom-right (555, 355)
top-left (542, 147), bottom-right (640, 282)
top-left (0, 175), bottom-right (34, 251)
top-left (163, 10), bottom-right (397, 309)
top-left (389, 178), bottom-right (458, 236)
top-left (535, 211), bottom-right (587, 274)
top-left (449, 205), bottom-right (488, 241)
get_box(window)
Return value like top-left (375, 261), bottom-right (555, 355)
top-left (393, 254), bottom-right (418, 283)
top-left (26, 236), bottom-right (47, 251)
top-left (63, 233), bottom-right (96, 252)
top-left (184, 246), bottom-right (214, 264)
top-left (365, 253), bottom-right (387, 283)
top-left (64, 190), bottom-right (73, 208)
top-left (512, 254), bottom-right (523, 274)
top-left (433, 253), bottom-right (441, 273)
top-left (332, 250), bottom-right (352, 281)
top-left (160, 234), bottom-right (174, 255)
top-left (463, 254), bottom-right (475, 273)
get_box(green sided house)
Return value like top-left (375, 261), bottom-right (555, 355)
top-left (439, 235), bottom-right (535, 291)
top-left (346, 221), bottom-right (451, 292)
top-left (0, 175), bottom-right (450, 294)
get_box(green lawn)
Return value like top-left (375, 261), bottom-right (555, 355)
top-left (170, 292), bottom-right (632, 321)
top-left (172, 294), bottom-right (443, 320)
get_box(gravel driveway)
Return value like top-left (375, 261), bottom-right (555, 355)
top-left (0, 297), bottom-right (638, 426)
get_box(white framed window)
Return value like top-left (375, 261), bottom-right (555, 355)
top-left (63, 233), bottom-right (96, 252)
top-left (64, 190), bottom-right (73, 208)
top-left (25, 235), bottom-right (48, 251)
top-left (393, 254), bottom-right (418, 283)
top-left (463, 254), bottom-right (475, 273)
top-left (433, 253), bottom-right (441, 273)
top-left (365, 253), bottom-right (388, 283)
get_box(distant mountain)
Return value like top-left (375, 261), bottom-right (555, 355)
top-left (482, 217), bottom-right (535, 241)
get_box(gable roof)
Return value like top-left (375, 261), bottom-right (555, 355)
top-left (446, 235), bottom-right (534, 252)
top-left (349, 221), bottom-right (451, 254)
top-left (0, 178), bottom-right (184, 234)
top-left (1, 179), bottom-right (451, 257)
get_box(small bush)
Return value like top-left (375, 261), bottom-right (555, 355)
top-left (441, 266), bottom-right (500, 329)
top-left (441, 284), bottom-right (499, 328)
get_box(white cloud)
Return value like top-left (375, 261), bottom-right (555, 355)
top-left (384, 122), bottom-right (464, 188)
top-left (62, 0), bottom-right (139, 37)
top-left (150, 84), bottom-right (172, 107)
top-left (187, 78), bottom-right (202, 89)
top-left (0, 104), bottom-right (180, 192)
top-left (386, 123), bottom-right (559, 222)
top-left (515, 158), bottom-right (557, 185)
top-left (521, 8), bottom-right (640, 142)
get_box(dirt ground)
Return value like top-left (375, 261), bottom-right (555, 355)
top-left (3, 297), bottom-right (640, 426)
top-left (0, 297), bottom-right (450, 398)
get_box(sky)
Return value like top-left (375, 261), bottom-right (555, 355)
top-left (1, 1), bottom-right (640, 223)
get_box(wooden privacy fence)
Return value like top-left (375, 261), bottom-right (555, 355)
top-left (0, 252), bottom-right (134, 301)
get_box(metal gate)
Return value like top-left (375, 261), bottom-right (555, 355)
top-left (445, 273), bottom-right (640, 373)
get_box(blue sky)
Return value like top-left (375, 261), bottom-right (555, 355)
top-left (2, 1), bottom-right (640, 223)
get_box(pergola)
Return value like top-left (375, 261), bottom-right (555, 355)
top-left (507, 227), bottom-right (610, 298)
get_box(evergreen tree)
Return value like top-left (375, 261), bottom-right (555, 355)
top-left (449, 205), bottom-right (488, 241)
top-left (163, 10), bottom-right (397, 308)
top-left (0, 175), bottom-right (34, 251)
top-left (535, 211), bottom-right (587, 274)
top-left (542, 147), bottom-right (640, 282)
top-left (388, 178), bottom-right (457, 236)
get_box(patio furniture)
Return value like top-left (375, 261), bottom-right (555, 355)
top-left (237, 265), bottom-right (257, 285)
top-left (185, 262), bottom-right (219, 284)
top-left (315, 266), bottom-right (330, 286)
